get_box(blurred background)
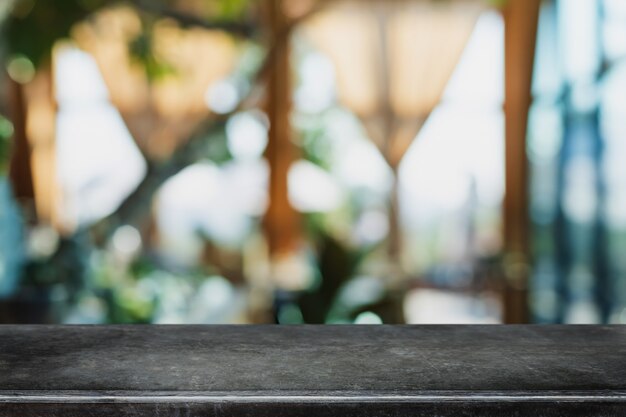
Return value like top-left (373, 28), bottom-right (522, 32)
top-left (0, 0), bottom-right (624, 324)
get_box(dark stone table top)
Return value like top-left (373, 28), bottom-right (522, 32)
top-left (0, 325), bottom-right (625, 416)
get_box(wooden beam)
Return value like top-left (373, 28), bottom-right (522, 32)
top-left (502, 0), bottom-right (540, 323)
top-left (7, 77), bottom-right (36, 220)
top-left (263, 0), bottom-right (301, 257)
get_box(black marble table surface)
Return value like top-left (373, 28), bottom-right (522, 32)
top-left (0, 325), bottom-right (624, 416)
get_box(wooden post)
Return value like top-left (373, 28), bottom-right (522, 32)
top-left (502, 0), bottom-right (540, 323)
top-left (7, 77), bottom-right (36, 221)
top-left (263, 0), bottom-right (301, 258)
top-left (25, 66), bottom-right (57, 227)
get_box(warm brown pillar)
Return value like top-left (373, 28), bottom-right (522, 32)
top-left (263, 0), bottom-right (301, 257)
top-left (502, 0), bottom-right (540, 323)
top-left (25, 66), bottom-right (57, 227)
top-left (7, 77), bottom-right (36, 219)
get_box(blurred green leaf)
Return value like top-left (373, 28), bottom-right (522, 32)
top-left (218, 0), bottom-right (249, 19)
top-left (128, 29), bottom-right (177, 82)
top-left (487, 0), bottom-right (508, 8)
top-left (0, 115), bottom-right (14, 174)
top-left (204, 129), bottom-right (233, 164)
top-left (1, 0), bottom-right (106, 68)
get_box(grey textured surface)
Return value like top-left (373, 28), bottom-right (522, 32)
top-left (1, 325), bottom-right (625, 416)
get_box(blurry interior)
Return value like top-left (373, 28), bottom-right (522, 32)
top-left (0, 0), bottom-right (624, 324)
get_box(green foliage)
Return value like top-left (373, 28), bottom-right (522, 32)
top-left (89, 252), bottom-right (156, 324)
top-left (295, 232), bottom-right (381, 324)
top-left (1, 0), bottom-right (106, 68)
top-left (218, 0), bottom-right (249, 20)
top-left (297, 115), bottom-right (334, 170)
top-left (0, 115), bottom-right (13, 174)
top-left (296, 234), bottom-right (354, 323)
top-left (487, 0), bottom-right (508, 8)
top-left (206, 141), bottom-right (233, 165)
top-left (20, 236), bottom-right (88, 301)
top-left (1, 0), bottom-right (253, 75)
top-left (203, 127), bottom-right (233, 165)
top-left (107, 285), bottom-right (156, 323)
top-left (128, 27), bottom-right (176, 82)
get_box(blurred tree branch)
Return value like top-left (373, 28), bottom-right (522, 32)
top-left (91, 121), bottom-right (226, 243)
top-left (93, 2), bottom-right (327, 242)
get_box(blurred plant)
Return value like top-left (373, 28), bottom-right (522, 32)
top-left (218, 0), bottom-right (250, 20)
top-left (87, 246), bottom-right (244, 324)
top-left (20, 229), bottom-right (88, 296)
top-left (0, 228), bottom-right (91, 324)
top-left (290, 230), bottom-right (404, 324)
top-left (295, 111), bottom-right (334, 170)
top-left (2, 0), bottom-right (107, 68)
top-left (488, 0), bottom-right (508, 8)
top-left (0, 115), bottom-right (13, 174)
top-left (88, 251), bottom-right (157, 323)
top-left (296, 233), bottom-right (365, 323)
top-left (128, 22), bottom-right (177, 82)
top-left (1, 0), bottom-right (254, 69)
